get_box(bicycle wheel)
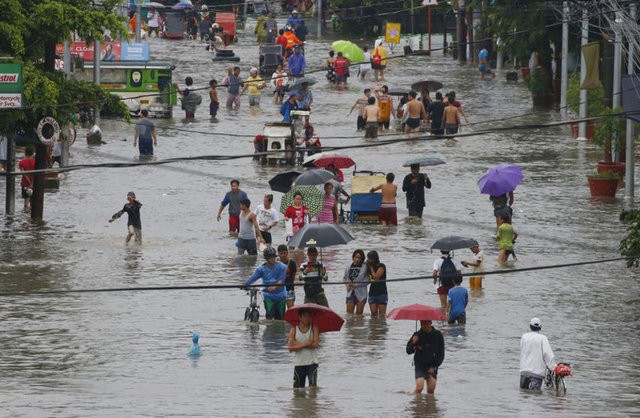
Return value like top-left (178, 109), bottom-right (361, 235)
top-left (250, 309), bottom-right (260, 323)
top-left (244, 307), bottom-right (251, 321)
top-left (555, 376), bottom-right (567, 396)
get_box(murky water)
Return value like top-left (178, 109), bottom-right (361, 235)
top-left (1, 26), bottom-right (640, 417)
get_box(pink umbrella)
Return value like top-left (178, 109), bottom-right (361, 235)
top-left (387, 304), bottom-right (447, 321)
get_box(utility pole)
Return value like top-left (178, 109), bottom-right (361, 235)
top-left (560, 1), bottom-right (569, 117)
top-left (457, 0), bottom-right (467, 64)
top-left (135, 2), bottom-right (142, 42)
top-left (625, 4), bottom-right (637, 199)
top-left (577, 8), bottom-right (588, 141)
top-left (612, 11), bottom-right (622, 161)
top-left (317, 0), bottom-right (323, 39)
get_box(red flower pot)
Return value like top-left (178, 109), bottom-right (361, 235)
top-left (588, 177), bottom-right (618, 197)
top-left (569, 122), bottom-right (596, 139)
top-left (596, 161), bottom-right (625, 180)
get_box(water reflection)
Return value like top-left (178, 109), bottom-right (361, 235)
top-left (287, 387), bottom-right (334, 418)
top-left (406, 394), bottom-right (439, 417)
top-left (260, 320), bottom-right (288, 362)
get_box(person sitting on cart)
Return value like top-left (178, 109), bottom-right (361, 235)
top-left (281, 91), bottom-right (300, 123)
top-left (283, 27), bottom-right (303, 59)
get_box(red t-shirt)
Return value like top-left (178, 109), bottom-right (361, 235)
top-left (19, 157), bottom-right (36, 187)
top-left (276, 36), bottom-right (287, 50)
top-left (334, 57), bottom-right (349, 76)
top-left (284, 205), bottom-right (308, 232)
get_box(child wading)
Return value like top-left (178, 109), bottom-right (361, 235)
top-left (109, 191), bottom-right (143, 244)
top-left (287, 308), bottom-right (320, 388)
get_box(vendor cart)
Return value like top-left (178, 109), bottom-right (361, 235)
top-left (349, 170), bottom-right (386, 223)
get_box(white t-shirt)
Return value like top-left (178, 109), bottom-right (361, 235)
top-left (433, 256), bottom-right (462, 272)
top-left (147, 11), bottom-right (159, 28)
top-left (471, 250), bottom-right (485, 275)
top-left (254, 204), bottom-right (280, 232)
top-left (360, 51), bottom-right (371, 71)
top-left (520, 331), bottom-right (556, 377)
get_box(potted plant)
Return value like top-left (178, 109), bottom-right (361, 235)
top-left (587, 170), bottom-right (619, 198)
top-left (527, 68), bottom-right (553, 107)
top-left (566, 72), bottom-right (604, 139)
top-left (593, 106), bottom-right (627, 178)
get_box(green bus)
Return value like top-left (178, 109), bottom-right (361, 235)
top-left (72, 61), bottom-right (177, 118)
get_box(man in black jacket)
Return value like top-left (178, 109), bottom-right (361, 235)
top-left (406, 320), bottom-right (445, 393)
top-left (402, 163), bottom-right (431, 218)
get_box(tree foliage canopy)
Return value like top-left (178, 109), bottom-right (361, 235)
top-left (0, 0), bottom-right (128, 133)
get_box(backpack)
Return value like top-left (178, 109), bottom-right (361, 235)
top-left (372, 48), bottom-right (382, 68)
top-left (439, 256), bottom-right (461, 287)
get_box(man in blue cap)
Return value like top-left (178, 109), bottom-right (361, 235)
top-left (280, 91), bottom-right (300, 123)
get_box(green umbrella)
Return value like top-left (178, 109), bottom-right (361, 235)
top-left (331, 40), bottom-right (365, 63)
top-left (280, 185), bottom-right (325, 217)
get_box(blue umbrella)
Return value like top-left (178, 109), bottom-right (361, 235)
top-left (477, 163), bottom-right (523, 195)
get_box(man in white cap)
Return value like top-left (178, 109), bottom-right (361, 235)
top-left (241, 67), bottom-right (267, 106)
top-left (519, 317), bottom-right (557, 390)
top-left (286, 9), bottom-right (304, 31)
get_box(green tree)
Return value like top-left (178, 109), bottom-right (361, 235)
top-left (0, 0), bottom-right (129, 220)
top-left (0, 0), bottom-right (128, 133)
top-left (620, 210), bottom-right (640, 268)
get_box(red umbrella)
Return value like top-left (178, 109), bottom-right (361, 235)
top-left (310, 152), bottom-right (356, 170)
top-left (386, 304), bottom-right (447, 321)
top-left (284, 303), bottom-right (345, 333)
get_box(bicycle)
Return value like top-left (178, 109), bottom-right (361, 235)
top-left (244, 288), bottom-right (260, 323)
top-left (545, 363), bottom-right (572, 396)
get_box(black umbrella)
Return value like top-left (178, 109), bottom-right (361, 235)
top-left (430, 236), bottom-right (479, 252)
top-left (386, 87), bottom-right (412, 96)
top-left (411, 80), bottom-right (444, 92)
top-left (294, 169), bottom-right (335, 186)
top-left (287, 223), bottom-right (354, 249)
top-left (269, 170), bottom-right (302, 193)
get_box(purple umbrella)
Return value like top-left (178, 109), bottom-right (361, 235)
top-left (171, 0), bottom-right (193, 10)
top-left (477, 163), bottom-right (523, 195)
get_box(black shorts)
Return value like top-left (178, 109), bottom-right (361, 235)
top-left (406, 118), bottom-right (421, 129)
top-left (294, 363), bottom-right (318, 388)
top-left (21, 185), bottom-right (31, 199)
top-left (261, 231), bottom-right (272, 244)
top-left (378, 120), bottom-right (390, 129)
top-left (415, 366), bottom-right (438, 380)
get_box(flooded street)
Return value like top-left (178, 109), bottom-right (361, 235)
top-left (1, 26), bottom-right (640, 417)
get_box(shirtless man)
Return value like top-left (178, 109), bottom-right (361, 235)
top-left (348, 88), bottom-right (371, 131)
top-left (442, 101), bottom-right (461, 135)
top-left (370, 173), bottom-right (398, 225)
top-left (362, 96), bottom-right (379, 139)
top-left (404, 91), bottom-right (427, 135)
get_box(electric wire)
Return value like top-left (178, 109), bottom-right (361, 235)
top-left (0, 256), bottom-right (629, 297)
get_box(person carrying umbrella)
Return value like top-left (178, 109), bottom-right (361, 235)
top-left (298, 247), bottom-right (329, 307)
top-left (406, 320), bottom-right (445, 394)
top-left (287, 307), bottom-right (320, 388)
top-left (243, 247), bottom-right (287, 320)
top-left (402, 164), bottom-right (431, 218)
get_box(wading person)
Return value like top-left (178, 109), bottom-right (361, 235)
top-left (236, 198), bottom-right (264, 255)
top-left (278, 244), bottom-right (298, 310)
top-left (287, 308), bottom-right (320, 388)
top-left (402, 164), bottom-right (431, 218)
top-left (109, 191), bottom-right (143, 244)
top-left (243, 247), bottom-right (287, 320)
top-left (133, 109), bottom-right (157, 157)
top-left (406, 320), bottom-right (445, 394)
top-left (18, 146), bottom-right (35, 210)
top-left (298, 247), bottom-right (329, 307)
top-left (370, 172), bottom-right (398, 225)
top-left (254, 194), bottom-right (279, 246)
top-left (216, 179), bottom-right (248, 237)
top-left (520, 317), bottom-right (556, 391)
top-left (461, 244), bottom-right (485, 289)
top-left (343, 249), bottom-right (369, 315)
top-left (363, 96), bottom-right (379, 139)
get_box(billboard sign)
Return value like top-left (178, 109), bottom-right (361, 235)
top-left (0, 63), bottom-right (23, 108)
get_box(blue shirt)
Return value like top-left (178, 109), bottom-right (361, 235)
top-left (478, 48), bottom-right (489, 62)
top-left (287, 53), bottom-right (306, 76)
top-left (447, 286), bottom-right (468, 319)
top-left (280, 100), bottom-right (299, 122)
top-left (286, 16), bottom-right (304, 29)
top-left (227, 74), bottom-right (242, 95)
top-left (244, 261), bottom-right (287, 301)
top-left (297, 89), bottom-right (312, 109)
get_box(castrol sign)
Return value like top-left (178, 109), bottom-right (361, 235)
top-left (0, 64), bottom-right (22, 108)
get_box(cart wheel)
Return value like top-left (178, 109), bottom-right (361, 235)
top-left (244, 307), bottom-right (251, 321)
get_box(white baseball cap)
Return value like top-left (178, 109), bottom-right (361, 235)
top-left (529, 317), bottom-right (541, 328)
